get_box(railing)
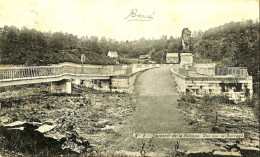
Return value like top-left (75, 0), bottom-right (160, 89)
top-left (0, 67), bottom-right (60, 80)
top-left (215, 67), bottom-right (248, 77)
top-left (0, 63), bottom-right (170, 81)
top-left (0, 65), bottom-right (113, 80)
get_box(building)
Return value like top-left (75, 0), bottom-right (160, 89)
top-left (107, 51), bottom-right (118, 58)
top-left (166, 53), bottom-right (179, 63)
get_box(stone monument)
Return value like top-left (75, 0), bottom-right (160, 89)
top-left (180, 28), bottom-right (193, 66)
top-left (181, 28), bottom-right (191, 51)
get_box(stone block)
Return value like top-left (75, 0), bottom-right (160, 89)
top-left (51, 79), bottom-right (71, 94)
top-left (180, 53), bottom-right (193, 66)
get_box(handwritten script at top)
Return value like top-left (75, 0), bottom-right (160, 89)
top-left (125, 9), bottom-right (155, 21)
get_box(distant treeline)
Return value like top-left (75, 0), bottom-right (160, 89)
top-left (0, 26), bottom-right (117, 65)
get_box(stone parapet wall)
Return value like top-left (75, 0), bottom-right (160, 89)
top-left (193, 63), bottom-right (216, 76)
top-left (131, 64), bottom-right (168, 74)
top-left (110, 71), bottom-right (146, 93)
top-left (0, 63), bottom-right (170, 81)
top-left (170, 68), bottom-right (253, 103)
top-left (0, 62), bottom-right (171, 94)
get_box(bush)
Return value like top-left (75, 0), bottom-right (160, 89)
top-left (179, 93), bottom-right (197, 104)
top-left (211, 95), bottom-right (234, 104)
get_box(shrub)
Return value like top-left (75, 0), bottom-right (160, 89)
top-left (179, 93), bottom-right (197, 104)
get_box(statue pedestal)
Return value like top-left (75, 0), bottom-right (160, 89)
top-left (180, 53), bottom-right (193, 66)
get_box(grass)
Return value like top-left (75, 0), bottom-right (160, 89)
top-left (178, 93), bottom-right (259, 133)
top-left (237, 96), bottom-right (259, 120)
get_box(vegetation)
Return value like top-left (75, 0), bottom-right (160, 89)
top-left (179, 94), bottom-right (233, 107)
top-left (238, 96), bottom-right (259, 120)
top-left (0, 26), bottom-right (116, 65)
top-left (179, 93), bottom-right (259, 121)
top-left (1, 20), bottom-right (258, 63)
top-left (0, 26), bottom-right (180, 65)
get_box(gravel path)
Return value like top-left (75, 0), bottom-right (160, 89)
top-left (133, 66), bottom-right (188, 134)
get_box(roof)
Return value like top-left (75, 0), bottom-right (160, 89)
top-left (166, 53), bottom-right (178, 57)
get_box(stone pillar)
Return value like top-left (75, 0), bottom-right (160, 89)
top-left (51, 79), bottom-right (71, 94)
top-left (180, 53), bottom-right (193, 66)
top-left (111, 77), bottom-right (129, 92)
top-left (65, 80), bottom-right (72, 94)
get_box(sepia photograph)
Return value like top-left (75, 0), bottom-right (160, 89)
top-left (0, 0), bottom-right (259, 156)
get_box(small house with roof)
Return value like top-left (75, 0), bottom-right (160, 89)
top-left (166, 53), bottom-right (179, 64)
top-left (107, 51), bottom-right (118, 58)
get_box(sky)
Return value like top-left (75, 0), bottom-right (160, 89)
top-left (0, 0), bottom-right (258, 41)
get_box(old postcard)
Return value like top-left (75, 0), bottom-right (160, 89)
top-left (0, 0), bottom-right (259, 156)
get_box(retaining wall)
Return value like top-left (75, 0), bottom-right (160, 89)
top-left (170, 68), bottom-right (253, 103)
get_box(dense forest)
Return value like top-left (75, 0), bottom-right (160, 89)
top-left (0, 26), bottom-right (116, 65)
top-left (0, 26), bottom-right (181, 65)
top-left (0, 20), bottom-right (259, 87)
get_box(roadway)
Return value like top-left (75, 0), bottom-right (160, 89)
top-left (108, 66), bottom-right (216, 155)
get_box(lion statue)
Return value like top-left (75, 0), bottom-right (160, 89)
top-left (181, 28), bottom-right (191, 52)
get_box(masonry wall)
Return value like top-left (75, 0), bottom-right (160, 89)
top-left (193, 63), bottom-right (216, 76)
top-left (110, 72), bottom-right (140, 93)
top-left (111, 76), bottom-right (129, 92)
top-left (51, 79), bottom-right (72, 94)
top-left (170, 69), bottom-right (253, 103)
